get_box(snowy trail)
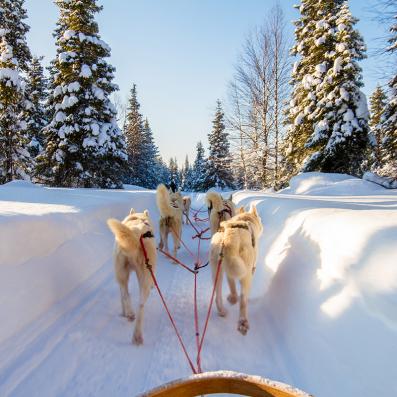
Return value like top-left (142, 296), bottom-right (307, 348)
top-left (1, 175), bottom-right (397, 397)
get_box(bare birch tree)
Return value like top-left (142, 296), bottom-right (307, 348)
top-left (227, 3), bottom-right (290, 189)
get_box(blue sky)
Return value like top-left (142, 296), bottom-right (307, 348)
top-left (25, 0), bottom-right (387, 164)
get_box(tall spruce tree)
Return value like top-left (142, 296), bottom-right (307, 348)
top-left (191, 141), bottom-right (207, 192)
top-left (181, 155), bottom-right (193, 191)
top-left (369, 85), bottom-right (387, 167)
top-left (141, 118), bottom-right (160, 188)
top-left (0, 0), bottom-right (33, 183)
top-left (168, 157), bottom-right (180, 189)
top-left (124, 84), bottom-right (145, 186)
top-left (37, 0), bottom-right (127, 188)
top-left (205, 100), bottom-right (234, 189)
top-left (0, 0), bottom-right (31, 72)
top-left (304, 1), bottom-right (370, 175)
top-left (0, 35), bottom-right (31, 183)
top-left (378, 12), bottom-right (397, 178)
top-left (284, 0), bottom-right (342, 177)
top-left (24, 56), bottom-right (48, 158)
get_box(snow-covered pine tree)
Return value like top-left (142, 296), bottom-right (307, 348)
top-left (304, 1), bottom-right (370, 176)
top-left (141, 118), bottom-right (160, 189)
top-left (124, 84), bottom-right (145, 186)
top-left (37, 0), bottom-right (127, 188)
top-left (168, 157), bottom-right (180, 189)
top-left (190, 141), bottom-right (207, 192)
top-left (0, 35), bottom-right (31, 183)
top-left (181, 155), bottom-right (193, 191)
top-left (204, 100), bottom-right (234, 190)
top-left (0, 0), bottom-right (31, 72)
top-left (369, 85), bottom-right (387, 167)
top-left (0, 0), bottom-right (33, 183)
top-left (378, 12), bottom-right (397, 178)
top-left (284, 0), bottom-right (342, 178)
top-left (24, 56), bottom-right (48, 158)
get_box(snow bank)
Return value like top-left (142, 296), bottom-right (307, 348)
top-left (233, 172), bottom-right (397, 396)
top-left (0, 182), bottom-right (158, 344)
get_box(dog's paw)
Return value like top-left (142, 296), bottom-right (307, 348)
top-left (238, 318), bottom-right (249, 335)
top-left (217, 307), bottom-right (228, 317)
top-left (132, 333), bottom-right (143, 345)
top-left (126, 313), bottom-right (136, 322)
top-left (227, 294), bottom-right (238, 305)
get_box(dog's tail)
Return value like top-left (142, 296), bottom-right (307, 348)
top-left (206, 191), bottom-right (224, 212)
top-left (221, 224), bottom-right (248, 279)
top-left (107, 218), bottom-right (137, 252)
top-left (156, 184), bottom-right (175, 218)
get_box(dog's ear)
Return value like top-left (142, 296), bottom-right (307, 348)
top-left (251, 204), bottom-right (258, 216)
top-left (144, 209), bottom-right (149, 217)
top-left (238, 206), bottom-right (245, 214)
top-left (107, 219), bottom-right (134, 251)
top-left (130, 208), bottom-right (135, 214)
top-left (228, 194), bottom-right (233, 201)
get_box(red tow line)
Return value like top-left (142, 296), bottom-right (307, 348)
top-left (138, 209), bottom-right (222, 375)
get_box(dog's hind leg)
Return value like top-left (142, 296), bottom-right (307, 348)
top-left (237, 274), bottom-right (252, 335)
top-left (212, 266), bottom-right (227, 317)
top-left (132, 271), bottom-right (151, 345)
top-left (115, 259), bottom-right (135, 321)
top-left (227, 276), bottom-right (238, 305)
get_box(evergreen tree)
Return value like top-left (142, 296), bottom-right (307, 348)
top-left (141, 118), bottom-right (160, 188)
top-left (204, 100), bottom-right (234, 189)
top-left (378, 12), bottom-right (397, 178)
top-left (24, 56), bottom-right (48, 158)
top-left (37, 0), bottom-right (127, 188)
top-left (369, 85), bottom-right (387, 167)
top-left (168, 157), bottom-right (180, 189)
top-left (0, 36), bottom-right (31, 183)
top-left (304, 1), bottom-right (370, 176)
top-left (0, 0), bottom-right (33, 183)
top-left (191, 141), bottom-right (207, 192)
top-left (124, 84), bottom-right (145, 186)
top-left (284, 0), bottom-right (342, 177)
top-left (181, 155), bottom-right (193, 191)
top-left (0, 0), bottom-right (31, 72)
top-left (154, 155), bottom-right (170, 187)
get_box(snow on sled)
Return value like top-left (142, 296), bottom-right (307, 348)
top-left (137, 370), bottom-right (312, 397)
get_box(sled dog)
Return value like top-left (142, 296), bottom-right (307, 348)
top-left (182, 196), bottom-right (191, 224)
top-left (206, 191), bottom-right (236, 235)
top-left (209, 205), bottom-right (263, 335)
top-left (107, 209), bottom-right (157, 345)
top-left (156, 184), bottom-right (183, 258)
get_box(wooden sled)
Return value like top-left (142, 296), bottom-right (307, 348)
top-left (137, 370), bottom-right (312, 397)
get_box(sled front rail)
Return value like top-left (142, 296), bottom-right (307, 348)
top-left (137, 371), bottom-right (313, 397)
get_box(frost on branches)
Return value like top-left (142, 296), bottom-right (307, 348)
top-left (37, 0), bottom-right (127, 188)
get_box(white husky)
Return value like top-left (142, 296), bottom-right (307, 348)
top-left (182, 196), bottom-right (191, 224)
top-left (209, 205), bottom-right (263, 335)
top-left (156, 184), bottom-right (183, 258)
top-left (107, 209), bottom-right (157, 345)
top-left (206, 191), bottom-right (236, 235)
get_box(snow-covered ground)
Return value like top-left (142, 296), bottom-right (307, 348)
top-left (0, 173), bottom-right (396, 397)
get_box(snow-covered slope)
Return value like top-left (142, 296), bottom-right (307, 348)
top-left (0, 174), bottom-right (396, 397)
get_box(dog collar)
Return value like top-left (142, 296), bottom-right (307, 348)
top-left (142, 231), bottom-right (154, 239)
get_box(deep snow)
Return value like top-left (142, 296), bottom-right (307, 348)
top-left (0, 173), bottom-right (396, 397)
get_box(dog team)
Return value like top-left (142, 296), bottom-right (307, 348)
top-left (107, 184), bottom-right (263, 345)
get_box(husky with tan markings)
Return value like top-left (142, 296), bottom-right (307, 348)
top-left (107, 209), bottom-right (157, 345)
top-left (209, 205), bottom-right (263, 335)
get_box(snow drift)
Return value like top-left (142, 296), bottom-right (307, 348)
top-left (0, 173), bottom-right (396, 397)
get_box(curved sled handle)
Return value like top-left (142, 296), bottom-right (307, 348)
top-left (137, 371), bottom-right (312, 397)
